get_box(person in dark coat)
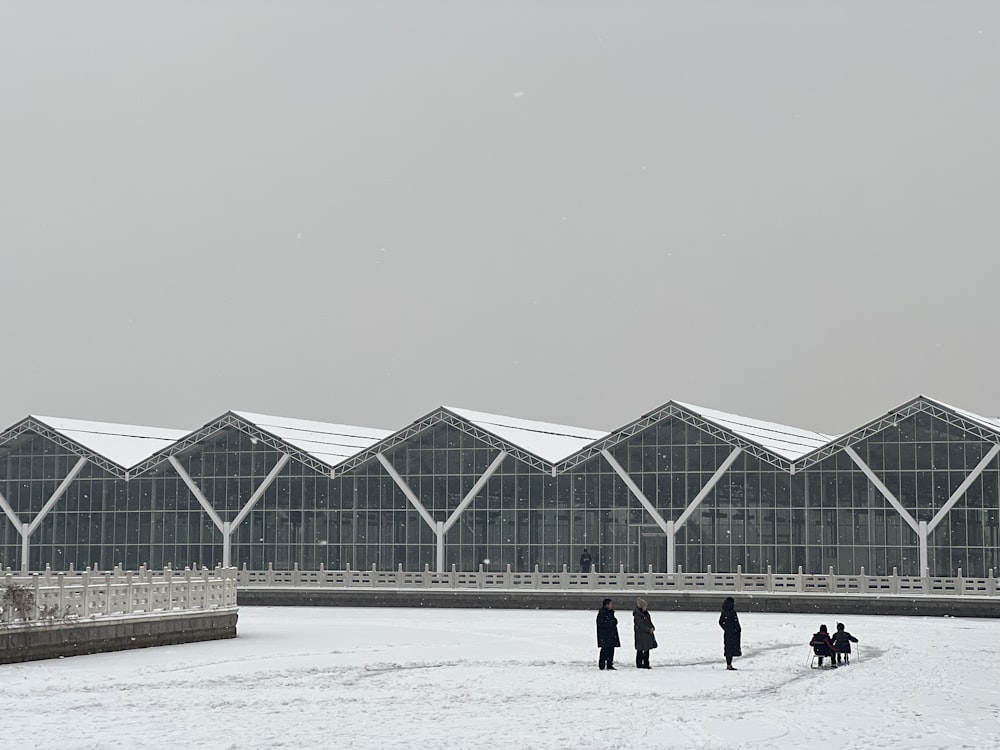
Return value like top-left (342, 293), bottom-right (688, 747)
top-left (596, 598), bottom-right (620, 670)
top-left (810, 624), bottom-right (838, 668)
top-left (719, 596), bottom-right (742, 671)
top-left (831, 622), bottom-right (859, 665)
top-left (580, 548), bottom-right (592, 573)
top-left (633, 597), bottom-right (656, 669)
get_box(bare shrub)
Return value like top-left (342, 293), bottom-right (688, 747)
top-left (1, 583), bottom-right (36, 623)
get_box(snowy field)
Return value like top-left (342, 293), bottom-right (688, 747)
top-left (3, 605), bottom-right (999, 749)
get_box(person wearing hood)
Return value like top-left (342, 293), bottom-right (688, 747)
top-left (810, 624), bottom-right (839, 668)
top-left (633, 597), bottom-right (657, 669)
top-left (719, 596), bottom-right (742, 671)
top-left (596, 598), bottom-right (620, 670)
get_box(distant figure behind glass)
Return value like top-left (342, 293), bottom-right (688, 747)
top-left (580, 548), bottom-right (593, 573)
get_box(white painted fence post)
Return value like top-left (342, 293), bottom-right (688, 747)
top-left (82, 569), bottom-right (90, 616)
top-left (185, 568), bottom-right (193, 610)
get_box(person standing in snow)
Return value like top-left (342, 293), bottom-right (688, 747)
top-left (831, 622), bottom-right (859, 665)
top-left (633, 597), bottom-right (656, 669)
top-left (596, 598), bottom-right (620, 670)
top-left (580, 548), bottom-right (592, 573)
top-left (719, 596), bottom-right (742, 671)
top-left (810, 624), bottom-right (839, 668)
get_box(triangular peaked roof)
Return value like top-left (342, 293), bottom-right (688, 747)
top-left (0, 416), bottom-right (190, 476)
top-left (676, 402), bottom-right (838, 460)
top-left (232, 411), bottom-right (393, 468)
top-left (444, 406), bottom-right (609, 463)
top-left (34, 416), bottom-right (189, 468)
top-left (932, 399), bottom-right (1000, 435)
top-left (129, 410), bottom-right (392, 478)
top-left (794, 395), bottom-right (1000, 470)
top-left (328, 405), bottom-right (609, 477)
top-left (554, 399), bottom-right (838, 472)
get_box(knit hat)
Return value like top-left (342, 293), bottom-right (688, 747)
top-left (636, 597), bottom-right (647, 609)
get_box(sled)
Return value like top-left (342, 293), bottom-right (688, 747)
top-left (807, 644), bottom-right (860, 669)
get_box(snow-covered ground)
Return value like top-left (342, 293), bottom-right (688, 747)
top-left (3, 606), bottom-right (999, 749)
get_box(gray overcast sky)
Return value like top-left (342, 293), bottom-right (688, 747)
top-left (1, 1), bottom-right (998, 438)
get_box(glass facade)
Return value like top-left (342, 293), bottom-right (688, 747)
top-left (1, 405), bottom-right (998, 576)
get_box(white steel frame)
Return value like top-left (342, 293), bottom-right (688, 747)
top-left (795, 397), bottom-right (1000, 472)
top-left (0, 418), bottom-right (125, 477)
top-left (846, 444), bottom-right (1000, 574)
top-left (336, 409), bottom-right (552, 479)
top-left (134, 412), bottom-right (333, 479)
top-left (560, 403), bottom-right (791, 474)
top-left (169, 453), bottom-right (292, 568)
top-left (603, 447), bottom-right (742, 573)
top-left (0, 456), bottom-right (88, 572)
top-left (5, 396), bottom-right (1000, 576)
top-left (377, 450), bottom-right (508, 573)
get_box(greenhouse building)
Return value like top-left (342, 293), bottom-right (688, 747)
top-left (1, 395), bottom-right (998, 578)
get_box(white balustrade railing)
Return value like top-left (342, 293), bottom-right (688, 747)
top-left (5, 563), bottom-right (995, 607)
top-left (0, 566), bottom-right (239, 625)
top-left (234, 563), bottom-right (999, 597)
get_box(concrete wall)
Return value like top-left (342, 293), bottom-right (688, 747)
top-left (0, 608), bottom-right (238, 665)
top-left (238, 588), bottom-right (1000, 618)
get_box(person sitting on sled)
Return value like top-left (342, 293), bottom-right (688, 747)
top-left (830, 622), bottom-right (859, 665)
top-left (810, 624), bottom-right (838, 668)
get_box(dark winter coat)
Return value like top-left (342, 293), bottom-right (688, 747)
top-left (580, 552), bottom-right (593, 573)
top-left (633, 607), bottom-right (657, 651)
top-left (831, 629), bottom-right (858, 654)
top-left (810, 631), bottom-right (837, 657)
top-left (719, 600), bottom-right (742, 658)
top-left (596, 607), bottom-right (620, 648)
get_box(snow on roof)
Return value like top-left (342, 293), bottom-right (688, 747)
top-left (923, 398), bottom-right (1000, 436)
top-left (233, 411), bottom-right (393, 468)
top-left (676, 402), bottom-right (837, 460)
top-left (32, 416), bottom-right (189, 468)
top-left (445, 406), bottom-right (609, 463)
